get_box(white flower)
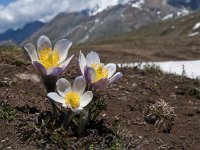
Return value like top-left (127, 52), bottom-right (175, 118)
top-left (47, 76), bottom-right (93, 113)
top-left (78, 51), bottom-right (122, 89)
top-left (24, 35), bottom-right (74, 76)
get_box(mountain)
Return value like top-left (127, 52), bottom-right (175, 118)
top-left (23, 0), bottom-right (191, 45)
top-left (123, 10), bottom-right (200, 38)
top-left (0, 21), bottom-right (45, 44)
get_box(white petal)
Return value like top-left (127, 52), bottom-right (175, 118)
top-left (78, 51), bottom-right (87, 75)
top-left (60, 55), bottom-right (74, 68)
top-left (80, 91), bottom-right (93, 108)
top-left (104, 63), bottom-right (116, 78)
top-left (54, 39), bottom-right (72, 63)
top-left (37, 35), bottom-right (52, 52)
top-left (86, 51), bottom-right (100, 66)
top-left (24, 43), bottom-right (39, 61)
top-left (56, 78), bottom-right (71, 97)
top-left (47, 92), bottom-right (65, 104)
top-left (72, 76), bottom-right (86, 95)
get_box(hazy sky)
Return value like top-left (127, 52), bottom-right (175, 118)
top-left (0, 0), bottom-right (130, 33)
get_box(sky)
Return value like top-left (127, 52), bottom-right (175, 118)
top-left (0, 0), bottom-right (15, 6)
top-left (0, 0), bottom-right (130, 33)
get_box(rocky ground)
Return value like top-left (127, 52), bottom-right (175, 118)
top-left (0, 45), bottom-right (200, 149)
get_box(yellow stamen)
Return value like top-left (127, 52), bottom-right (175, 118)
top-left (39, 48), bottom-right (60, 70)
top-left (65, 92), bottom-right (80, 109)
top-left (91, 63), bottom-right (108, 83)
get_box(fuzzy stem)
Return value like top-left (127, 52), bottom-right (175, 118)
top-left (42, 75), bottom-right (59, 115)
top-left (78, 110), bottom-right (89, 136)
top-left (48, 97), bottom-right (59, 116)
top-left (63, 109), bottom-right (72, 130)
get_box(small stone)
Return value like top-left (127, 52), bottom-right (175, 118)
top-left (127, 120), bottom-right (131, 125)
top-left (102, 113), bottom-right (107, 117)
top-left (120, 96), bottom-right (128, 102)
top-left (16, 73), bottom-right (40, 83)
top-left (114, 116), bottom-right (120, 121)
top-left (132, 83), bottom-right (137, 87)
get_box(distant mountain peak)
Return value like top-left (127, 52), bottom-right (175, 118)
top-left (0, 21), bottom-right (45, 44)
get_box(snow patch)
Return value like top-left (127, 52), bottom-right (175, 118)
top-left (118, 60), bottom-right (200, 79)
top-left (177, 8), bottom-right (189, 17)
top-left (188, 32), bottom-right (199, 37)
top-left (95, 19), bottom-right (100, 23)
top-left (162, 14), bottom-right (174, 21)
top-left (193, 22), bottom-right (200, 30)
top-left (157, 11), bottom-right (161, 15)
top-left (131, 0), bottom-right (145, 9)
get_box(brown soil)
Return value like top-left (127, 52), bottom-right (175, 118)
top-left (0, 46), bottom-right (200, 149)
top-left (74, 37), bottom-right (200, 63)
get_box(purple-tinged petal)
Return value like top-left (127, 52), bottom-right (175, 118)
top-left (109, 72), bottom-right (123, 84)
top-left (73, 107), bottom-right (83, 114)
top-left (92, 78), bottom-right (108, 89)
top-left (84, 67), bottom-right (96, 83)
top-left (47, 67), bottom-right (63, 76)
top-left (33, 61), bottom-right (47, 75)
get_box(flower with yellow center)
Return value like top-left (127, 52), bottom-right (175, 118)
top-left (24, 35), bottom-right (74, 76)
top-left (65, 92), bottom-right (80, 109)
top-left (47, 76), bottom-right (93, 113)
top-left (39, 48), bottom-right (60, 70)
top-left (90, 63), bottom-right (108, 83)
top-left (78, 51), bottom-right (123, 89)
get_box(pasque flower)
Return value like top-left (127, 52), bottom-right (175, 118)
top-left (24, 35), bottom-right (74, 77)
top-left (48, 76), bottom-right (93, 113)
top-left (78, 51), bottom-right (122, 89)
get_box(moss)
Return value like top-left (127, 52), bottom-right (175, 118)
top-left (0, 102), bottom-right (17, 121)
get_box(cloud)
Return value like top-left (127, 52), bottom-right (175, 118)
top-left (0, 0), bottom-right (130, 33)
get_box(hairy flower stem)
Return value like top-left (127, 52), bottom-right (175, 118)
top-left (78, 110), bottom-right (89, 136)
top-left (63, 109), bottom-right (72, 130)
top-left (48, 97), bottom-right (59, 116)
top-left (42, 75), bottom-right (60, 116)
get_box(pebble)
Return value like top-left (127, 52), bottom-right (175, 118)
top-left (16, 73), bottom-right (40, 83)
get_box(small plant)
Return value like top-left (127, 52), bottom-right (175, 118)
top-left (24, 35), bottom-right (123, 138)
top-left (181, 64), bottom-right (186, 77)
top-left (143, 64), bottom-right (163, 74)
top-left (0, 102), bottom-right (17, 121)
top-left (145, 99), bottom-right (176, 133)
top-left (25, 35), bottom-right (74, 114)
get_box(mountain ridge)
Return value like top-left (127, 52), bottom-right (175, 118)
top-left (22, 0), bottom-right (191, 45)
top-left (0, 21), bottom-right (44, 44)
top-left (1, 0), bottom-right (198, 45)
